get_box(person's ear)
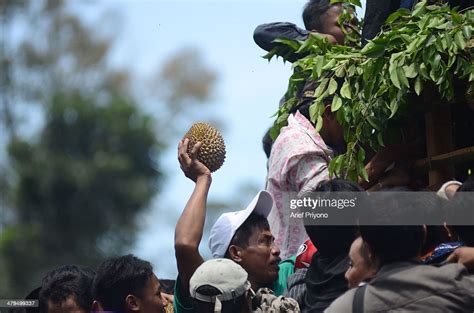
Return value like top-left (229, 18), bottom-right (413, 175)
top-left (91, 300), bottom-right (104, 312)
top-left (125, 295), bottom-right (140, 312)
top-left (228, 245), bottom-right (243, 262)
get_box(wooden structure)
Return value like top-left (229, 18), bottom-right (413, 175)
top-left (413, 97), bottom-right (474, 190)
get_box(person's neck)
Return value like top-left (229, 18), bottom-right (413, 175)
top-left (248, 278), bottom-right (270, 293)
top-left (241, 299), bottom-right (252, 313)
top-left (319, 127), bottom-right (330, 144)
top-left (249, 279), bottom-right (263, 291)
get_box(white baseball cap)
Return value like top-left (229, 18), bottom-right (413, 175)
top-left (208, 190), bottom-right (274, 258)
top-left (189, 258), bottom-right (250, 313)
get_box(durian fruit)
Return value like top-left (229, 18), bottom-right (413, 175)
top-left (184, 122), bottom-right (226, 172)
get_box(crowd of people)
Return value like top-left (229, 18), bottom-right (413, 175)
top-left (9, 0), bottom-right (474, 312)
top-left (21, 140), bottom-right (474, 313)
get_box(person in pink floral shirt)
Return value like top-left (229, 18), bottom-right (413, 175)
top-left (266, 101), bottom-right (345, 258)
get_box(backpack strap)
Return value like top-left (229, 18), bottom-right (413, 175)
top-left (352, 284), bottom-right (367, 313)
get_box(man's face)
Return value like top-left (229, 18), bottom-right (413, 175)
top-left (321, 4), bottom-right (357, 45)
top-left (345, 237), bottom-right (376, 288)
top-left (47, 297), bottom-right (87, 313)
top-left (138, 274), bottom-right (165, 313)
top-left (238, 228), bottom-right (281, 287)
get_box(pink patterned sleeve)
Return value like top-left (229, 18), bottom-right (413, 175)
top-left (286, 152), bottom-right (330, 194)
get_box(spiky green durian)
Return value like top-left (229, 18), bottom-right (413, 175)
top-left (184, 123), bottom-right (226, 172)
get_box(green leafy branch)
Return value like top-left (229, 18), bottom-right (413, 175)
top-left (269, 1), bottom-right (473, 181)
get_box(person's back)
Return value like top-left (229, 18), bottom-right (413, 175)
top-left (326, 262), bottom-right (474, 312)
top-left (325, 192), bottom-right (474, 312)
top-left (302, 179), bottom-right (361, 313)
top-left (264, 0), bottom-right (352, 258)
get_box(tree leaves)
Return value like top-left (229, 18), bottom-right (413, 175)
top-left (273, 38), bottom-right (301, 51)
top-left (330, 0), bottom-right (361, 7)
top-left (328, 78), bottom-right (338, 95)
top-left (269, 0), bottom-right (472, 181)
top-left (331, 95), bottom-right (343, 112)
top-left (404, 64), bottom-right (417, 78)
top-left (361, 42), bottom-right (386, 58)
top-left (341, 81), bottom-right (352, 99)
top-left (412, 0), bottom-right (427, 17)
top-left (415, 76), bottom-right (423, 95)
top-left (455, 31), bottom-right (467, 49)
top-left (315, 116), bottom-right (324, 133)
top-left (390, 64), bottom-right (401, 89)
top-left (398, 67), bottom-right (410, 88)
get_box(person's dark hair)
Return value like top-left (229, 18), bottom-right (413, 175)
top-left (289, 97), bottom-right (312, 121)
top-left (39, 265), bottom-right (95, 313)
top-left (450, 226), bottom-right (474, 247)
top-left (92, 254), bottom-right (154, 311)
top-left (458, 177), bottom-right (474, 192)
top-left (304, 179), bottom-right (362, 256)
top-left (159, 279), bottom-right (175, 295)
top-left (192, 285), bottom-right (246, 313)
top-left (262, 128), bottom-right (273, 159)
top-left (359, 193), bottom-right (425, 265)
top-left (360, 226), bottom-right (424, 265)
top-left (302, 0), bottom-right (331, 31)
top-left (26, 287), bottom-right (42, 313)
top-left (289, 79), bottom-right (337, 124)
top-left (379, 187), bottom-right (446, 255)
top-left (224, 213), bottom-right (269, 258)
top-left (314, 179), bottom-right (362, 192)
top-left (359, 239), bottom-right (377, 269)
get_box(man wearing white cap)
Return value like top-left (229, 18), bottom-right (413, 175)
top-left (174, 139), bottom-right (295, 313)
top-left (189, 258), bottom-right (252, 313)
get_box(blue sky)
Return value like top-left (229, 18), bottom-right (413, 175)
top-left (105, 0), bottom-right (306, 279)
top-left (75, 0), bottom-right (364, 279)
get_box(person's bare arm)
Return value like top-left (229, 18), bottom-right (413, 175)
top-left (447, 247), bottom-right (474, 270)
top-left (360, 141), bottom-right (419, 190)
top-left (366, 164), bottom-right (411, 191)
top-left (253, 22), bottom-right (336, 62)
top-left (174, 138), bottom-right (212, 292)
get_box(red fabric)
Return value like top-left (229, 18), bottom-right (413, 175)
top-left (295, 239), bottom-right (318, 268)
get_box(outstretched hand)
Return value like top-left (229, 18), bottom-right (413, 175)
top-left (447, 247), bottom-right (474, 270)
top-left (178, 138), bottom-right (211, 182)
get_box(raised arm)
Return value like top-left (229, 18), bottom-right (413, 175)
top-left (174, 138), bottom-right (212, 292)
top-left (253, 22), bottom-right (309, 63)
top-left (253, 22), bottom-right (338, 62)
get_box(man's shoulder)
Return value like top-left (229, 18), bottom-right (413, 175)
top-left (324, 288), bottom-right (357, 312)
top-left (415, 263), bottom-right (474, 290)
top-left (327, 264), bottom-right (474, 313)
top-left (365, 263), bottom-right (474, 311)
top-left (272, 122), bottom-right (326, 157)
top-left (276, 121), bottom-right (308, 140)
top-left (398, 262), bottom-right (471, 282)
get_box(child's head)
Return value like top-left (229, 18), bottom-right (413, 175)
top-left (302, 0), bottom-right (355, 44)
